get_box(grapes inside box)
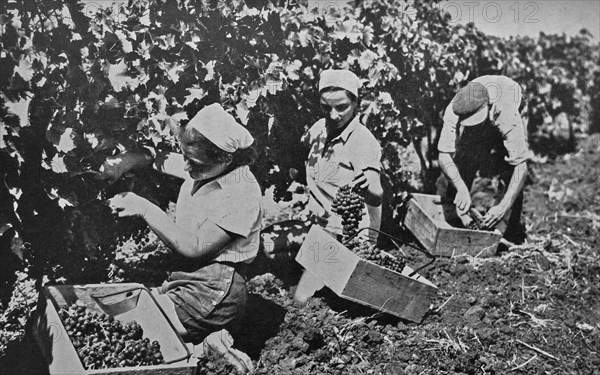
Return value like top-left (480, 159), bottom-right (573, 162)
top-left (295, 226), bottom-right (438, 323)
top-left (30, 283), bottom-right (197, 375)
top-left (59, 302), bottom-right (165, 369)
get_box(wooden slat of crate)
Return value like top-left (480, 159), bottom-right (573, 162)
top-left (404, 197), bottom-right (440, 251)
top-left (296, 226), bottom-right (437, 323)
top-left (86, 364), bottom-right (196, 375)
top-left (436, 227), bottom-right (501, 258)
top-left (341, 260), bottom-right (436, 321)
top-left (295, 225), bottom-right (359, 295)
top-left (31, 283), bottom-right (197, 375)
top-left (33, 290), bottom-right (87, 375)
top-left (404, 193), bottom-right (501, 257)
top-left (45, 283), bottom-right (143, 314)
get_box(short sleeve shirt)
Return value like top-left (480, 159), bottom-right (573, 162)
top-left (302, 116), bottom-right (382, 236)
top-left (438, 75), bottom-right (530, 165)
top-left (175, 165), bottom-right (262, 264)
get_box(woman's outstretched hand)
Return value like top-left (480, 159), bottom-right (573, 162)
top-left (108, 192), bottom-right (151, 218)
top-left (97, 151), bottom-right (153, 183)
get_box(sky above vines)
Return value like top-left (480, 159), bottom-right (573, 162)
top-left (434, 0), bottom-right (600, 40)
top-left (79, 0), bottom-right (600, 40)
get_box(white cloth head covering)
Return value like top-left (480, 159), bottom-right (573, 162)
top-left (318, 69), bottom-right (361, 98)
top-left (188, 103), bottom-right (254, 153)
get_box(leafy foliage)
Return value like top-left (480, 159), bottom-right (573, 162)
top-left (0, 0), bottom-right (598, 292)
top-left (0, 1), bottom-right (598, 370)
top-left (502, 30), bottom-right (600, 154)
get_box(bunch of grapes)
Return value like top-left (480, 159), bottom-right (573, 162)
top-left (93, 200), bottom-right (150, 247)
top-left (465, 214), bottom-right (493, 231)
top-left (61, 200), bottom-right (150, 257)
top-left (351, 241), bottom-right (407, 274)
top-left (331, 185), bottom-right (365, 240)
top-left (120, 224), bottom-right (151, 247)
top-left (462, 208), bottom-right (495, 232)
top-left (467, 219), bottom-right (482, 230)
top-left (58, 301), bottom-right (164, 369)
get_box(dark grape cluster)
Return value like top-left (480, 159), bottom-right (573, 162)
top-left (351, 241), bottom-right (407, 274)
top-left (467, 220), bottom-right (483, 230)
top-left (96, 200), bottom-right (151, 248)
top-left (466, 214), bottom-right (493, 231)
top-left (63, 200), bottom-right (150, 254)
top-left (58, 301), bottom-right (164, 369)
top-left (331, 185), bottom-right (365, 239)
top-left (121, 225), bottom-right (151, 247)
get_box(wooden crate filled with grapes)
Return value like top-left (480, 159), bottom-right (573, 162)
top-left (402, 193), bottom-right (502, 257)
top-left (295, 186), bottom-right (438, 323)
top-left (30, 283), bottom-right (197, 375)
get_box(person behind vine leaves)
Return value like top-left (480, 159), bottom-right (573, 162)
top-left (100, 103), bottom-right (260, 371)
top-left (437, 75), bottom-right (531, 244)
top-left (261, 69), bottom-right (383, 260)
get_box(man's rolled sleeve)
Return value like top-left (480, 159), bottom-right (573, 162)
top-left (438, 105), bottom-right (459, 153)
top-left (498, 110), bottom-right (530, 166)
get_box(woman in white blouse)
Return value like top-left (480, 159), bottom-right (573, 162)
top-left (101, 103), bottom-right (262, 345)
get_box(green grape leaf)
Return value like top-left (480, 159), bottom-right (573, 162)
top-left (183, 87), bottom-right (207, 107)
top-left (46, 122), bottom-right (77, 154)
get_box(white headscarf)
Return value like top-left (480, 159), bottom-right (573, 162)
top-left (318, 69), bottom-right (361, 97)
top-left (187, 103), bottom-right (254, 153)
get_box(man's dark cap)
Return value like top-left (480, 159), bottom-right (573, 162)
top-left (451, 82), bottom-right (490, 126)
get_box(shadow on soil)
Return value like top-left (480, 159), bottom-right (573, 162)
top-left (0, 335), bottom-right (49, 375)
top-left (231, 293), bottom-right (287, 360)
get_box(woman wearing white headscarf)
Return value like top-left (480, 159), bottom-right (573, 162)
top-left (303, 69), bottom-right (383, 241)
top-left (262, 69), bottom-right (383, 260)
top-left (101, 104), bottom-right (261, 352)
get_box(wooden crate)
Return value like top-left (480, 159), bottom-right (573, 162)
top-left (295, 226), bottom-right (437, 323)
top-left (403, 193), bottom-right (502, 258)
top-left (30, 283), bottom-right (197, 375)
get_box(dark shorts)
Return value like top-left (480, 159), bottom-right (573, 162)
top-left (159, 262), bottom-right (247, 343)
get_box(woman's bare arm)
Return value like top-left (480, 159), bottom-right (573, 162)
top-left (99, 150), bottom-right (188, 181)
top-left (109, 192), bottom-right (234, 262)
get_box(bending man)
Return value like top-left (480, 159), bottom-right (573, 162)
top-left (437, 75), bottom-right (531, 244)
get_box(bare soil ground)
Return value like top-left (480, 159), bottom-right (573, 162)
top-left (1, 135), bottom-right (599, 375)
top-left (234, 134), bottom-right (600, 375)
